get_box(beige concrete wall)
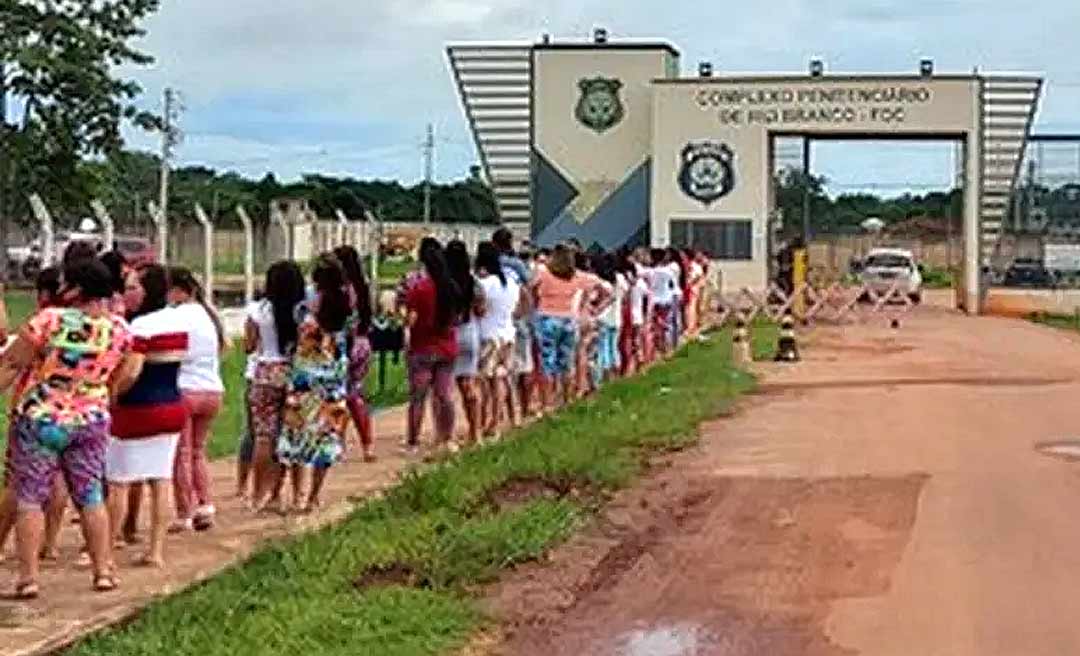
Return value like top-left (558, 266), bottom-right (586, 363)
top-left (650, 77), bottom-right (981, 293)
top-left (534, 48), bottom-right (676, 218)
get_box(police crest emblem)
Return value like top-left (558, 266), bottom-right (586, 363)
top-left (575, 77), bottom-right (625, 133)
top-left (678, 140), bottom-right (736, 206)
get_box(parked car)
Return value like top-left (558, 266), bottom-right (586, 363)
top-left (113, 236), bottom-right (156, 268)
top-left (7, 232), bottom-right (154, 281)
top-left (1003, 258), bottom-right (1054, 288)
top-left (858, 248), bottom-right (923, 303)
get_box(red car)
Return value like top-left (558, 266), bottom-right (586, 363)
top-left (113, 236), bottom-right (157, 268)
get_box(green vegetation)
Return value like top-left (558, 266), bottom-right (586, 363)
top-left (67, 326), bottom-right (774, 656)
top-left (921, 265), bottom-right (956, 290)
top-left (1029, 311), bottom-right (1080, 333)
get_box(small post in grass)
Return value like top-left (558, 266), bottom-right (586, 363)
top-left (733, 307), bottom-right (752, 367)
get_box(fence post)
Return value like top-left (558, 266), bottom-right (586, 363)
top-left (236, 205), bottom-right (256, 306)
top-left (148, 200), bottom-right (167, 262)
top-left (334, 209), bottom-right (350, 249)
top-left (27, 194), bottom-right (55, 267)
top-left (364, 209), bottom-right (380, 293)
top-left (270, 203), bottom-right (291, 260)
top-left (90, 200), bottom-right (115, 250)
top-left (194, 204), bottom-right (215, 306)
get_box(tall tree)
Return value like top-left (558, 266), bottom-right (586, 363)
top-left (0, 0), bottom-right (161, 275)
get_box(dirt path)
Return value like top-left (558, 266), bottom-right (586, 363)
top-left (0, 404), bottom-right (431, 656)
top-left (484, 306), bottom-right (1080, 655)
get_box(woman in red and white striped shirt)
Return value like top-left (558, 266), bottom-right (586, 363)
top-left (106, 265), bottom-right (189, 569)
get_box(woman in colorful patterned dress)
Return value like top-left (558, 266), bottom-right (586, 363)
top-left (247, 261), bottom-right (307, 512)
top-left (332, 246), bottom-right (376, 462)
top-left (276, 256), bottom-right (352, 512)
top-left (0, 258), bottom-right (143, 598)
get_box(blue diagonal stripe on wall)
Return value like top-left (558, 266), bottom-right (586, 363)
top-left (533, 159), bottom-right (652, 251)
top-left (532, 149), bottom-right (579, 234)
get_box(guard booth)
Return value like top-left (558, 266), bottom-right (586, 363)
top-left (447, 31), bottom-right (1043, 314)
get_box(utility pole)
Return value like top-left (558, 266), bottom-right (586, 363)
top-left (158, 87), bottom-right (181, 261)
top-left (422, 123), bottom-right (435, 224)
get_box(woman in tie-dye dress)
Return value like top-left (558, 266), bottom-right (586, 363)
top-left (276, 256), bottom-right (352, 513)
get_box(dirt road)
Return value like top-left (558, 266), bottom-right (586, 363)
top-left (487, 306), bottom-right (1080, 655)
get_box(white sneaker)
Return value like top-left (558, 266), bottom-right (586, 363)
top-left (195, 504), bottom-right (216, 518)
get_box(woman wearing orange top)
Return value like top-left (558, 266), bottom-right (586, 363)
top-left (529, 245), bottom-right (611, 409)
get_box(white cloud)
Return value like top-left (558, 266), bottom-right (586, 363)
top-left (117, 0), bottom-right (1080, 184)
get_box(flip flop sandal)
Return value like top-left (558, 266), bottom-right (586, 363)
top-left (13, 581), bottom-right (39, 600)
top-left (134, 554), bottom-right (165, 569)
top-left (93, 574), bottom-right (120, 592)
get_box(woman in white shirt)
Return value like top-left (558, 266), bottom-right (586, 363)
top-left (245, 261), bottom-right (306, 512)
top-left (475, 242), bottom-right (520, 438)
top-left (167, 268), bottom-right (225, 532)
top-left (649, 249), bottom-right (678, 357)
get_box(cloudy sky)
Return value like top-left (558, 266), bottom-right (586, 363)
top-left (122, 0), bottom-right (1080, 194)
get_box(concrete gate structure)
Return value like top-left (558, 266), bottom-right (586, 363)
top-left (447, 32), bottom-right (1043, 314)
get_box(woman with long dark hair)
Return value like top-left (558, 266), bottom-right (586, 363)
top-left (332, 245), bottom-right (376, 462)
top-left (107, 264), bottom-right (188, 569)
top-left (167, 267), bottom-right (225, 532)
top-left (0, 258), bottom-right (141, 597)
top-left (445, 240), bottom-right (484, 445)
top-left (475, 241), bottom-right (520, 437)
top-left (277, 255), bottom-right (352, 511)
top-left (402, 239), bottom-right (462, 454)
top-left (246, 261), bottom-right (306, 512)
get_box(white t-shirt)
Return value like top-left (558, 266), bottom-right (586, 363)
top-left (175, 302), bottom-right (224, 393)
top-left (478, 274), bottom-right (520, 342)
top-left (600, 273), bottom-right (629, 328)
top-left (667, 262), bottom-right (684, 301)
top-left (630, 276), bottom-right (650, 326)
top-left (650, 266), bottom-right (677, 306)
top-left (246, 299), bottom-right (287, 363)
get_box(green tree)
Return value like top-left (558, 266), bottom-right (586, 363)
top-left (0, 0), bottom-right (161, 274)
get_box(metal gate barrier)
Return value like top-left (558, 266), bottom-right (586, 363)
top-left (713, 280), bottom-right (915, 328)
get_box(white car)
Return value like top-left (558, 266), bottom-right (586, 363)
top-left (859, 248), bottom-right (923, 303)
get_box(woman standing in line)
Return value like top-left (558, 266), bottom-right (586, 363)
top-left (475, 241), bottom-right (519, 438)
top-left (333, 246), bottom-right (377, 463)
top-left (167, 268), bottom-right (225, 532)
top-left (276, 256), bottom-right (352, 511)
top-left (106, 265), bottom-right (187, 568)
top-left (445, 240), bottom-right (484, 446)
top-left (246, 261), bottom-right (306, 512)
top-left (595, 253), bottom-right (627, 382)
top-left (530, 245), bottom-right (610, 409)
top-left (402, 241), bottom-right (462, 455)
top-left (649, 249), bottom-right (679, 358)
top-left (0, 258), bottom-right (141, 597)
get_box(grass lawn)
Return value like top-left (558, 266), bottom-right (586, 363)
top-left (1030, 311), bottom-right (1080, 333)
top-left (0, 291), bottom-right (409, 465)
top-left (67, 324), bottom-right (776, 656)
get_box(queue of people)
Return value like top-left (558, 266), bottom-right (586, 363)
top-left (0, 228), bottom-right (712, 600)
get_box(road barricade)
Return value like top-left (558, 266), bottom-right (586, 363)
top-left (713, 280), bottom-right (915, 329)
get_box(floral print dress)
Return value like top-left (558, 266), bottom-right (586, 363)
top-left (276, 306), bottom-right (351, 469)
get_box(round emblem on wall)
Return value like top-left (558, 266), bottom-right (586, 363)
top-left (678, 140), bottom-right (736, 206)
top-left (575, 77), bottom-right (625, 133)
